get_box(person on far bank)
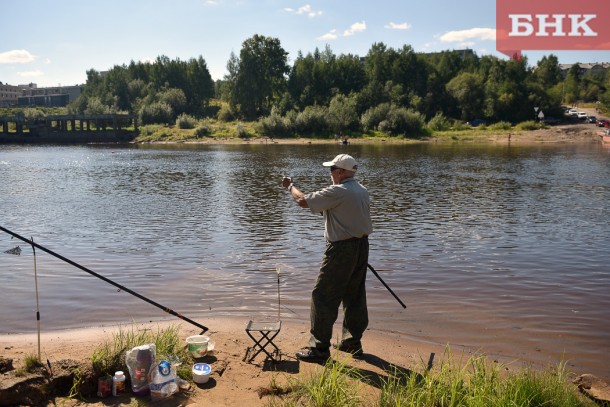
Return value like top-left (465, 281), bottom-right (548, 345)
top-left (282, 154), bottom-right (373, 362)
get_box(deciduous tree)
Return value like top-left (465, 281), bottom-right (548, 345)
top-left (232, 34), bottom-right (289, 119)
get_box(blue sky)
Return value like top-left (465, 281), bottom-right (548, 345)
top-left (1, 0), bottom-right (609, 87)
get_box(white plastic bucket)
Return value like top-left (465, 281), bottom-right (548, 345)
top-left (186, 335), bottom-right (209, 358)
top-left (192, 363), bottom-right (212, 384)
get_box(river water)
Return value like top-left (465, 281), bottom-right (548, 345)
top-left (1, 142), bottom-right (609, 379)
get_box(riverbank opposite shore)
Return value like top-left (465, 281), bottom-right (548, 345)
top-left (1, 120), bottom-right (604, 146)
top-left (132, 121), bottom-right (603, 146)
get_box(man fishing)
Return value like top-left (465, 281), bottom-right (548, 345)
top-left (282, 154), bottom-right (373, 362)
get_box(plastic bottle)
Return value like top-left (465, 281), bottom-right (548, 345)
top-left (150, 360), bottom-right (178, 401)
top-left (96, 375), bottom-right (112, 397)
top-left (112, 370), bottom-right (126, 396)
top-left (132, 347), bottom-right (153, 396)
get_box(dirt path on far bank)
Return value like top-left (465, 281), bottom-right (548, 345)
top-left (198, 120), bottom-right (607, 146)
top-left (484, 122), bottom-right (603, 144)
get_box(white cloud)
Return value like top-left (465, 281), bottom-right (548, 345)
top-left (0, 49), bottom-right (36, 64)
top-left (344, 21), bottom-right (366, 36)
top-left (17, 70), bottom-right (44, 78)
top-left (318, 29), bottom-right (338, 41)
top-left (385, 22), bottom-right (411, 30)
top-left (44, 58), bottom-right (52, 65)
top-left (319, 21), bottom-right (366, 41)
top-left (440, 28), bottom-right (496, 43)
top-left (285, 4), bottom-right (322, 17)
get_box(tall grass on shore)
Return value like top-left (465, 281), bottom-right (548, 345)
top-left (267, 357), bottom-right (364, 407)
top-left (13, 353), bottom-right (44, 377)
top-left (266, 349), bottom-right (595, 407)
top-left (91, 324), bottom-right (190, 379)
top-left (379, 350), bottom-right (595, 407)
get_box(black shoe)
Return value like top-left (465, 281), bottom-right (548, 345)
top-left (333, 342), bottom-right (364, 357)
top-left (296, 347), bottom-right (331, 362)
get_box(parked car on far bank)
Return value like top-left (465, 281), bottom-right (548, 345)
top-left (467, 119), bottom-right (487, 127)
top-left (542, 117), bottom-right (560, 125)
top-left (597, 119), bottom-right (610, 128)
top-left (588, 116), bottom-right (597, 123)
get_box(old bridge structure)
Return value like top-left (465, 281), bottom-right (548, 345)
top-left (0, 113), bottom-right (138, 143)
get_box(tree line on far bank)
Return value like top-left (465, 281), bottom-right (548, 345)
top-left (64, 34), bottom-right (610, 138)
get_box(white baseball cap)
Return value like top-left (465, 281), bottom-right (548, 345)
top-left (322, 154), bottom-right (358, 172)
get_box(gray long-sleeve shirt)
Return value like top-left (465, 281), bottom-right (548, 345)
top-left (305, 178), bottom-right (373, 242)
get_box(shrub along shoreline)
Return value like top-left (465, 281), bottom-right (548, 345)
top-left (133, 116), bottom-right (547, 144)
top-left (1, 106), bottom-right (595, 145)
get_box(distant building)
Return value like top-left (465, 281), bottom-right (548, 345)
top-left (559, 63), bottom-right (610, 77)
top-left (422, 49), bottom-right (476, 60)
top-left (18, 83), bottom-right (83, 107)
top-left (0, 83), bottom-right (29, 107)
top-left (18, 93), bottom-right (70, 107)
top-left (1, 82), bottom-right (83, 107)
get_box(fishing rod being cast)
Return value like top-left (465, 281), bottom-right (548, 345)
top-left (0, 225), bottom-right (208, 333)
top-left (281, 154), bottom-right (406, 311)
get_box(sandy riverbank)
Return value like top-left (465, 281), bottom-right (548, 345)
top-left (1, 314), bottom-right (601, 406)
top-left (0, 317), bottom-right (455, 406)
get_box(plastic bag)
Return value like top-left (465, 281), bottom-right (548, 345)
top-left (125, 343), bottom-right (156, 396)
top-left (149, 360), bottom-right (179, 401)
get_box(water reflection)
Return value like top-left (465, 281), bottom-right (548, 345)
top-left (1, 142), bottom-right (609, 378)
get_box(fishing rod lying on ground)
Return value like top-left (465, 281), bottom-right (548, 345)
top-left (368, 264), bottom-right (407, 309)
top-left (0, 225), bottom-right (208, 334)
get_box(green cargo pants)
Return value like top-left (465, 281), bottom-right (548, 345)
top-left (308, 237), bottom-right (369, 351)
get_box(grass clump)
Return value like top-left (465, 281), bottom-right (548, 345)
top-left (236, 123), bottom-right (251, 139)
top-left (91, 324), bottom-right (190, 380)
top-left (265, 349), bottom-right (594, 407)
top-left (195, 124), bottom-right (211, 137)
top-left (14, 353), bottom-right (44, 377)
top-left (176, 113), bottom-right (197, 129)
top-left (378, 349), bottom-right (595, 407)
top-left (24, 353), bottom-right (44, 372)
top-left (427, 112), bottom-right (454, 131)
top-left (516, 120), bottom-right (545, 131)
top-left (488, 121), bottom-right (513, 131)
top-left (267, 358), bottom-right (363, 407)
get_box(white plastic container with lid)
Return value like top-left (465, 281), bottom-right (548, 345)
top-left (192, 363), bottom-right (212, 384)
top-left (112, 370), bottom-right (126, 396)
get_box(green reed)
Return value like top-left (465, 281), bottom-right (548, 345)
top-left (265, 348), bottom-right (596, 407)
top-left (266, 357), bottom-right (364, 407)
top-left (91, 323), bottom-right (189, 379)
top-left (378, 348), bottom-right (596, 407)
